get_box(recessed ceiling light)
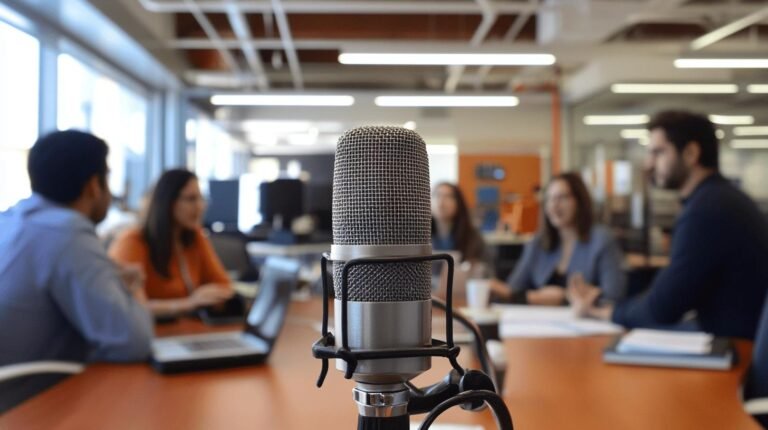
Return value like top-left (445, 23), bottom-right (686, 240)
top-left (339, 53), bottom-right (555, 66)
top-left (730, 139), bottom-right (768, 149)
top-left (583, 115), bottom-right (649, 125)
top-left (733, 126), bottom-right (768, 136)
top-left (747, 84), bottom-right (768, 94)
top-left (708, 114), bottom-right (754, 125)
top-left (611, 83), bottom-right (738, 94)
top-left (375, 95), bottom-right (519, 107)
top-left (675, 58), bottom-right (768, 69)
top-left (210, 94), bottom-right (355, 106)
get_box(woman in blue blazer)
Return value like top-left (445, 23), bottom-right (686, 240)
top-left (492, 172), bottom-right (626, 306)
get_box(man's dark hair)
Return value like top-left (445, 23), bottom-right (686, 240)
top-left (27, 130), bottom-right (109, 205)
top-left (647, 110), bottom-right (719, 169)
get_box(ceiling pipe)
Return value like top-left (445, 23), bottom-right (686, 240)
top-left (690, 6), bottom-right (768, 50)
top-left (183, 0), bottom-right (242, 74)
top-left (444, 0), bottom-right (497, 93)
top-left (271, 0), bottom-right (304, 89)
top-left (225, 0), bottom-right (269, 90)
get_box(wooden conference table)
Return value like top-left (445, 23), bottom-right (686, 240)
top-left (2, 300), bottom-right (758, 430)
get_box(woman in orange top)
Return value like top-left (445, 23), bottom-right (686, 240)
top-left (109, 169), bottom-right (233, 316)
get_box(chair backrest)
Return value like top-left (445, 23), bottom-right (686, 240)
top-left (209, 233), bottom-right (259, 281)
top-left (745, 293), bottom-right (768, 428)
top-left (0, 361), bottom-right (84, 413)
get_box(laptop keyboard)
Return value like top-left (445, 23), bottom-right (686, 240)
top-left (182, 338), bottom-right (246, 352)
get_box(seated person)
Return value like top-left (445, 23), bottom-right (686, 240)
top-left (109, 169), bottom-right (234, 317)
top-left (491, 172), bottom-right (626, 306)
top-left (569, 111), bottom-right (768, 339)
top-left (0, 130), bottom-right (153, 412)
top-left (431, 182), bottom-right (489, 266)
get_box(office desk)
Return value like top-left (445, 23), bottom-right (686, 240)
top-left (2, 300), bottom-right (758, 430)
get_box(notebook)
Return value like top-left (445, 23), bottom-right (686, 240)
top-left (603, 329), bottom-right (734, 370)
top-left (150, 256), bottom-right (300, 373)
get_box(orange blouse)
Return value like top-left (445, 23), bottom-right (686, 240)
top-left (109, 227), bottom-right (231, 299)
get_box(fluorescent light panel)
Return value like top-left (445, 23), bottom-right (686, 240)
top-left (339, 53), bottom-right (555, 66)
top-left (620, 129), bottom-right (649, 139)
top-left (611, 83), bottom-right (738, 94)
top-left (730, 139), bottom-right (768, 149)
top-left (747, 84), bottom-right (768, 94)
top-left (675, 58), bottom-right (768, 69)
top-left (583, 115), bottom-right (649, 125)
top-left (734, 126), bottom-right (768, 136)
top-left (375, 95), bottom-right (519, 107)
top-left (708, 114), bottom-right (754, 125)
top-left (210, 94), bottom-right (355, 106)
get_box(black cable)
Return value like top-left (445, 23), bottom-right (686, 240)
top-left (432, 297), bottom-right (498, 393)
top-left (418, 390), bottom-right (514, 430)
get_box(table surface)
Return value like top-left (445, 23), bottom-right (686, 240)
top-left (2, 300), bottom-right (758, 430)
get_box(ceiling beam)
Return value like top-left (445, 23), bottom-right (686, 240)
top-left (225, 0), bottom-right (269, 90)
top-left (690, 6), bottom-right (768, 50)
top-left (271, 0), bottom-right (304, 89)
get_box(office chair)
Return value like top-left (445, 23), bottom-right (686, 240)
top-left (0, 361), bottom-right (84, 382)
top-left (0, 361), bottom-right (84, 413)
top-left (744, 294), bottom-right (768, 428)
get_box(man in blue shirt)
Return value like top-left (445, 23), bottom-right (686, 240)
top-left (0, 130), bottom-right (153, 411)
top-left (570, 110), bottom-right (768, 340)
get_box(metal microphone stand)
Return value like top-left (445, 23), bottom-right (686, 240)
top-left (312, 254), bottom-right (514, 430)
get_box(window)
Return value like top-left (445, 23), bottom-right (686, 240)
top-left (57, 53), bottom-right (148, 202)
top-left (0, 20), bottom-right (39, 211)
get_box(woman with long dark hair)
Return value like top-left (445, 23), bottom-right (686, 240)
top-left (431, 182), bottom-right (488, 266)
top-left (109, 169), bottom-right (233, 316)
top-left (491, 172), bottom-right (626, 306)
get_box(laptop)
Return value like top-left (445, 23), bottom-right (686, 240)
top-left (150, 256), bottom-right (300, 374)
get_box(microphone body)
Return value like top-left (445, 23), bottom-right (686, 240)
top-left (330, 126), bottom-right (433, 418)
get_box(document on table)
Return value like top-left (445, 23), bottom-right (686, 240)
top-left (491, 304), bottom-right (624, 338)
top-left (616, 329), bottom-right (713, 355)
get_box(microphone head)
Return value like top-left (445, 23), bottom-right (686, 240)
top-left (331, 126), bottom-right (432, 302)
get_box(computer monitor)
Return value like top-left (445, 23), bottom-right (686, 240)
top-left (205, 179), bottom-right (240, 231)
top-left (259, 179), bottom-right (304, 230)
top-left (305, 182), bottom-right (332, 232)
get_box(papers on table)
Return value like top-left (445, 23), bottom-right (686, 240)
top-left (491, 305), bottom-right (624, 338)
top-left (616, 329), bottom-right (713, 355)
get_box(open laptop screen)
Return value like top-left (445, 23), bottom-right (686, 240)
top-left (246, 257), bottom-right (300, 342)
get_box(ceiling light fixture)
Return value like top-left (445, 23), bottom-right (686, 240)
top-left (611, 83), bottom-right (738, 94)
top-left (733, 126), bottom-right (768, 136)
top-left (210, 94), bottom-right (355, 106)
top-left (675, 58), bottom-right (768, 69)
top-left (730, 139), bottom-right (768, 149)
top-left (747, 84), bottom-right (768, 94)
top-left (375, 95), bottom-right (519, 107)
top-left (708, 114), bottom-right (754, 125)
top-left (583, 115), bottom-right (650, 125)
top-left (339, 52), bottom-right (555, 66)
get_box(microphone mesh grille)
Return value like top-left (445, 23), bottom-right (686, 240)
top-left (332, 126), bottom-right (432, 302)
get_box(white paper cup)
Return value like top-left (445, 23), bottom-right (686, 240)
top-left (466, 279), bottom-right (491, 309)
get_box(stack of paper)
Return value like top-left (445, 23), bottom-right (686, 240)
top-left (491, 305), bottom-right (623, 338)
top-left (616, 329), bottom-right (713, 355)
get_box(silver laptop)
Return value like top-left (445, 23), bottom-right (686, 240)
top-left (150, 256), bottom-right (300, 373)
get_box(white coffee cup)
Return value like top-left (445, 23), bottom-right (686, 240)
top-left (466, 279), bottom-right (492, 309)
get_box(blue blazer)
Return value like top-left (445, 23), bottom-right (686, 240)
top-left (506, 225), bottom-right (627, 301)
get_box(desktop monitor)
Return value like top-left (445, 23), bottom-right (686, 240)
top-left (259, 179), bottom-right (304, 230)
top-left (205, 179), bottom-right (239, 231)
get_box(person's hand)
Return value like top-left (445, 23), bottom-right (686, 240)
top-left (188, 284), bottom-right (235, 308)
top-left (488, 278), bottom-right (512, 301)
top-left (527, 286), bottom-right (566, 306)
top-left (567, 273), bottom-right (602, 318)
top-left (117, 263), bottom-right (145, 298)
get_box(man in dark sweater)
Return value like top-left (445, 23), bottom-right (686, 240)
top-left (570, 110), bottom-right (768, 340)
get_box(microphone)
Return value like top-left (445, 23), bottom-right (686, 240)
top-left (312, 126), bottom-right (514, 430)
top-left (330, 126), bottom-right (433, 426)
